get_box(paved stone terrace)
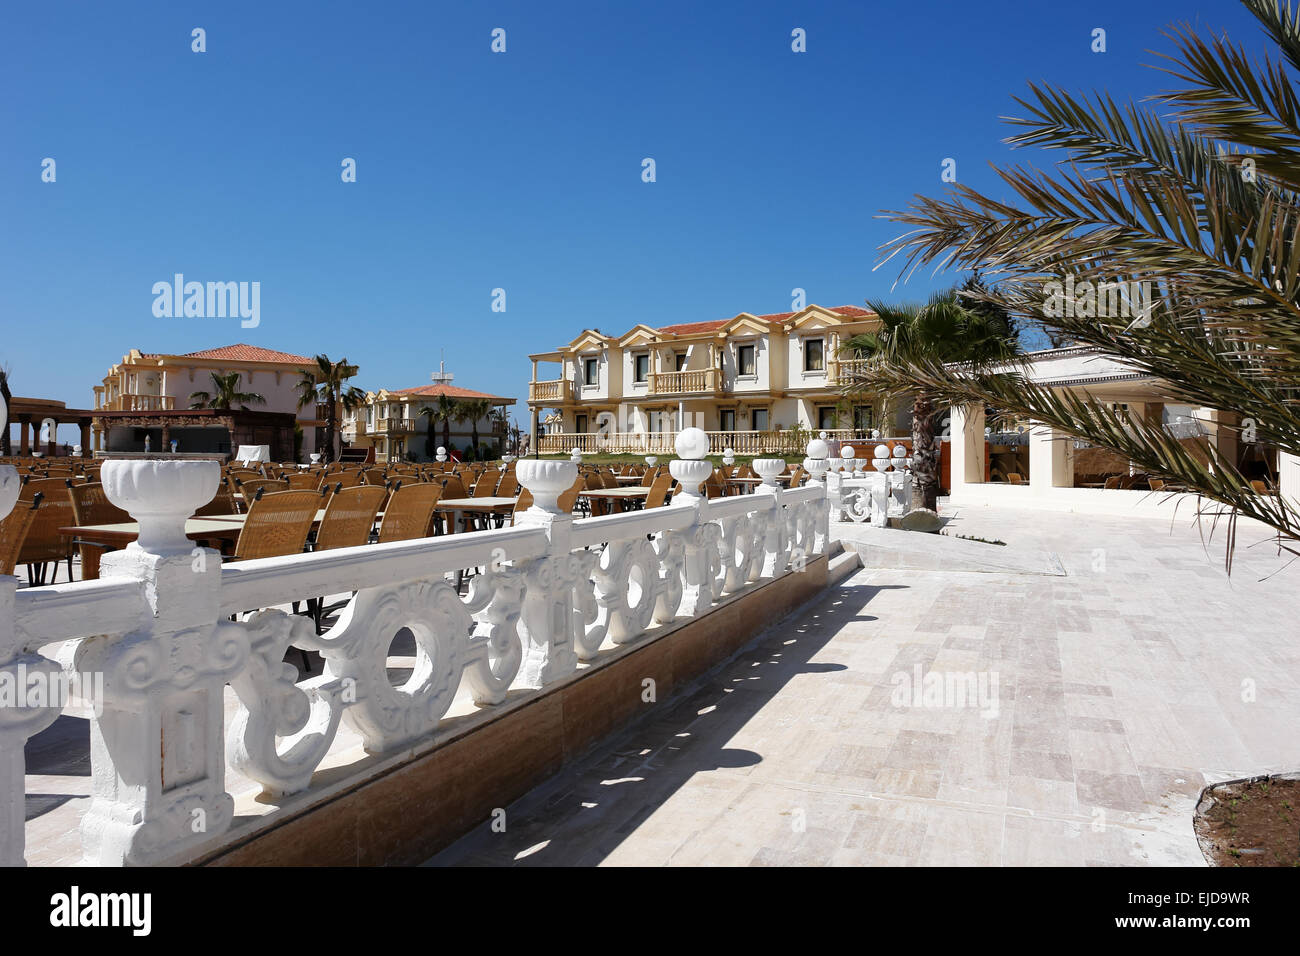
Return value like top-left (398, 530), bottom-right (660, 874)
top-left (428, 505), bottom-right (1300, 866)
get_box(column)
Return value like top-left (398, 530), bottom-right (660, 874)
top-left (1029, 424), bottom-right (1074, 490)
top-left (1279, 452), bottom-right (1300, 511)
top-left (79, 419), bottom-right (91, 455)
top-left (17, 417), bottom-right (30, 455)
top-left (161, 423), bottom-right (171, 453)
top-left (948, 404), bottom-right (986, 492)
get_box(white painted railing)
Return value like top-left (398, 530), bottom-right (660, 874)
top-left (0, 436), bottom-right (831, 866)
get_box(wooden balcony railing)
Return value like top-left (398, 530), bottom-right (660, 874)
top-left (371, 417), bottom-right (419, 434)
top-left (648, 368), bottom-right (721, 396)
top-left (528, 379), bottom-right (569, 404)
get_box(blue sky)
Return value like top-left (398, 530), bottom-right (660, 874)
top-left (0, 0), bottom-right (1261, 439)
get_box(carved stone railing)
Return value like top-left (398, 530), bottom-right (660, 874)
top-left (528, 379), bottom-right (568, 404)
top-left (649, 368), bottom-right (720, 396)
top-left (0, 430), bottom-right (830, 866)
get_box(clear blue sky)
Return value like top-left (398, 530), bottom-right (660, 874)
top-left (0, 0), bottom-right (1261, 440)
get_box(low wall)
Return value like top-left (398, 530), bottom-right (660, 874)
top-left (947, 482), bottom-right (1213, 518)
top-left (196, 554), bottom-right (832, 867)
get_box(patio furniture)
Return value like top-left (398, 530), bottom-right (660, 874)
top-left (18, 478), bottom-right (74, 584)
top-left (67, 481), bottom-right (130, 581)
top-left (376, 483), bottom-right (443, 543)
top-left (0, 494), bottom-right (42, 577)
top-left (285, 472), bottom-right (323, 491)
top-left (230, 490), bottom-right (320, 561)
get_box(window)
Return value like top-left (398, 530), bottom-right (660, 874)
top-left (853, 405), bottom-right (872, 432)
top-left (737, 344), bottom-right (756, 376)
top-left (752, 408), bottom-right (769, 431)
top-left (719, 409), bottom-right (736, 431)
top-left (575, 414), bottom-right (588, 434)
top-left (584, 358), bottom-right (599, 386)
top-left (634, 354), bottom-right (649, 383)
top-left (675, 352), bottom-right (687, 372)
top-left (804, 338), bottom-right (825, 372)
top-left (817, 406), bottom-right (837, 430)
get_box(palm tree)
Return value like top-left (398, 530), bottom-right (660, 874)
top-left (295, 355), bottom-right (364, 463)
top-left (842, 292), bottom-right (1022, 511)
top-left (418, 394), bottom-right (462, 459)
top-left (458, 398), bottom-right (493, 460)
top-left (863, 0), bottom-right (1300, 558)
top-left (189, 371), bottom-right (266, 410)
top-left (0, 366), bottom-right (12, 456)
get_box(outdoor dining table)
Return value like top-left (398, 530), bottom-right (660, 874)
top-left (615, 475), bottom-right (643, 484)
top-left (577, 486), bottom-right (651, 513)
top-left (434, 496), bottom-right (517, 532)
top-left (59, 518), bottom-right (247, 550)
top-left (726, 476), bottom-right (789, 493)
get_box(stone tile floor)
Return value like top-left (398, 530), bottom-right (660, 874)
top-left (427, 505), bottom-right (1300, 866)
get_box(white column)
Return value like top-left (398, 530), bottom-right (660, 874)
top-left (1029, 424), bottom-right (1074, 490)
top-left (1279, 452), bottom-right (1300, 511)
top-left (948, 404), bottom-right (985, 491)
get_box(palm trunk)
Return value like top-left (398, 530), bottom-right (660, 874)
top-left (471, 422), bottom-right (480, 460)
top-left (442, 418), bottom-right (451, 453)
top-left (911, 392), bottom-right (938, 512)
top-left (326, 393), bottom-right (337, 463)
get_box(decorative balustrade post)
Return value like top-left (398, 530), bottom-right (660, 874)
top-left (0, 464), bottom-right (62, 867)
top-left (752, 457), bottom-right (789, 577)
top-left (668, 428), bottom-right (718, 617)
top-left (514, 459), bottom-right (584, 687)
top-left (804, 438), bottom-right (831, 552)
top-left (77, 460), bottom-right (248, 865)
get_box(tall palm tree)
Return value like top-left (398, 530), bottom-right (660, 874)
top-left (458, 398), bottom-right (493, 460)
top-left (862, 0), bottom-right (1300, 558)
top-left (418, 394), bottom-right (462, 459)
top-left (295, 355), bottom-right (364, 463)
top-left (842, 292), bottom-right (1022, 510)
top-left (189, 371), bottom-right (266, 410)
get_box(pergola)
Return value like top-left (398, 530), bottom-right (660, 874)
top-left (4, 397), bottom-right (95, 455)
top-left (92, 407), bottom-right (297, 461)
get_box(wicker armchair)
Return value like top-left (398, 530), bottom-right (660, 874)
top-left (18, 479), bottom-right (74, 584)
top-left (314, 486), bottom-right (385, 552)
top-left (230, 490), bottom-right (320, 561)
top-left (0, 494), bottom-right (43, 577)
top-left (285, 472), bottom-right (323, 491)
top-left (67, 481), bottom-right (130, 581)
top-left (644, 473), bottom-right (674, 509)
top-left (376, 483), bottom-right (442, 543)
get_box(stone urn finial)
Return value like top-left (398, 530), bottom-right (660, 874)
top-left (101, 460), bottom-right (219, 556)
top-left (752, 458), bottom-right (786, 489)
top-left (669, 427), bottom-right (713, 501)
top-left (517, 460), bottom-right (578, 515)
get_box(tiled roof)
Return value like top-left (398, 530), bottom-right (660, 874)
top-left (389, 384), bottom-right (513, 401)
top-left (656, 305), bottom-right (873, 335)
top-left (174, 344), bottom-right (316, 364)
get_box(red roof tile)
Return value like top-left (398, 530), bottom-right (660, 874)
top-left (177, 344), bottom-right (315, 364)
top-left (389, 384), bottom-right (513, 402)
top-left (656, 305), bottom-right (873, 335)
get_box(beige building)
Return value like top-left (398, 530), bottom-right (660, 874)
top-left (91, 344), bottom-right (335, 458)
top-left (343, 383), bottom-right (515, 463)
top-left (527, 304), bottom-right (895, 454)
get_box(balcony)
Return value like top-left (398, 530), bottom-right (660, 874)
top-left (830, 358), bottom-right (872, 384)
top-left (370, 417), bottom-right (420, 434)
top-left (528, 379), bottom-right (570, 404)
top-left (98, 394), bottom-right (175, 412)
top-left (648, 368), bottom-right (721, 396)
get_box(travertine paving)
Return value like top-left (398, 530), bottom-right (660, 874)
top-left (428, 506), bottom-right (1300, 866)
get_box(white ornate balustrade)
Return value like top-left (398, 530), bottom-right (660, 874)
top-left (0, 433), bottom-right (831, 867)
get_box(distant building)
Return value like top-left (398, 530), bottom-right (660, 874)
top-left (91, 344), bottom-right (337, 460)
top-left (343, 382), bottom-right (515, 462)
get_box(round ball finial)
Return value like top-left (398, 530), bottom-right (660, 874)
top-left (674, 426), bottom-right (709, 460)
top-left (841, 446), bottom-right (856, 460)
top-left (892, 444), bottom-right (907, 458)
top-left (873, 443), bottom-right (890, 460)
top-left (806, 437), bottom-right (829, 460)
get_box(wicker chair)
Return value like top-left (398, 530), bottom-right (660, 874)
top-left (376, 483), bottom-right (442, 543)
top-left (285, 472), bottom-right (323, 491)
top-left (230, 490), bottom-right (320, 561)
top-left (194, 487), bottom-right (239, 517)
top-left (644, 472), bottom-right (674, 509)
top-left (18, 479), bottom-right (74, 584)
top-left (361, 468), bottom-right (388, 486)
top-left (0, 494), bottom-right (43, 577)
top-left (313, 485), bottom-right (385, 551)
top-left (236, 478), bottom-right (290, 500)
top-left (67, 481), bottom-right (130, 581)
top-left (469, 472), bottom-right (498, 498)
top-left (495, 471), bottom-right (519, 498)
top-left (305, 485), bottom-right (385, 633)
